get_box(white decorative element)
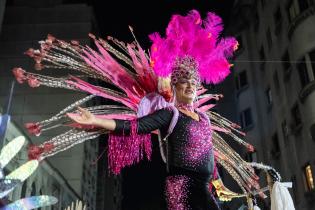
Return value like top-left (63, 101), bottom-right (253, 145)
top-left (6, 160), bottom-right (39, 182)
top-left (65, 200), bottom-right (86, 210)
top-left (271, 182), bottom-right (295, 210)
top-left (0, 136), bottom-right (25, 169)
top-left (249, 162), bottom-right (282, 181)
top-left (1, 195), bottom-right (58, 210)
top-left (254, 205), bottom-right (261, 210)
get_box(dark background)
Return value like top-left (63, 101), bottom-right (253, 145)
top-left (90, 0), bottom-right (235, 48)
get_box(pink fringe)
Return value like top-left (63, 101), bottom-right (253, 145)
top-left (108, 120), bottom-right (151, 175)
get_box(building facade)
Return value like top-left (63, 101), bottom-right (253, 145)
top-left (0, 1), bottom-right (101, 209)
top-left (2, 117), bottom-right (80, 209)
top-left (228, 0), bottom-right (315, 209)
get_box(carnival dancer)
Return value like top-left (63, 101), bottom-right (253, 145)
top-left (12, 10), bottom-right (277, 209)
top-left (68, 55), bottom-right (225, 209)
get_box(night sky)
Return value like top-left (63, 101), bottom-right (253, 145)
top-left (90, 1), bottom-right (236, 209)
top-left (91, 0), bottom-right (236, 48)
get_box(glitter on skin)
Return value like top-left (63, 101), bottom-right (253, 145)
top-left (165, 175), bottom-right (191, 210)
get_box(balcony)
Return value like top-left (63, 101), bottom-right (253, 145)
top-left (299, 80), bottom-right (315, 103)
top-left (288, 5), bottom-right (315, 39)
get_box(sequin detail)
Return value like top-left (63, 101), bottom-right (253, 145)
top-left (184, 112), bottom-right (213, 167)
top-left (165, 175), bottom-right (191, 210)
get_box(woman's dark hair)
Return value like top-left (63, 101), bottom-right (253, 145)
top-left (267, 168), bottom-right (281, 182)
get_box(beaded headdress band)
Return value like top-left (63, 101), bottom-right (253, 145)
top-left (170, 56), bottom-right (200, 85)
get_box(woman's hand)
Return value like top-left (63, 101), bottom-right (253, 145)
top-left (66, 107), bottom-right (116, 130)
top-left (66, 107), bottom-right (96, 126)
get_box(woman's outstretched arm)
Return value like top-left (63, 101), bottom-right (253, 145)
top-left (66, 106), bottom-right (173, 134)
top-left (66, 106), bottom-right (116, 130)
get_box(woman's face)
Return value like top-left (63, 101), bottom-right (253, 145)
top-left (174, 77), bottom-right (197, 104)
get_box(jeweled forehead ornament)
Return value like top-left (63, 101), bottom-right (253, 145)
top-left (170, 55), bottom-right (200, 85)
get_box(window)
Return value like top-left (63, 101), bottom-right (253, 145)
top-left (291, 103), bottom-right (302, 127)
top-left (282, 51), bottom-right (291, 79)
top-left (271, 132), bottom-right (280, 158)
top-left (282, 51), bottom-right (291, 70)
top-left (298, 0), bottom-right (314, 13)
top-left (254, 12), bottom-right (260, 32)
top-left (259, 47), bottom-right (266, 71)
top-left (309, 49), bottom-right (315, 78)
top-left (52, 185), bottom-right (60, 210)
top-left (21, 182), bottom-right (27, 197)
top-left (291, 175), bottom-right (299, 202)
top-left (240, 108), bottom-right (253, 129)
top-left (297, 57), bottom-right (310, 88)
top-left (287, 0), bottom-right (298, 21)
top-left (304, 164), bottom-right (315, 191)
top-left (235, 70), bottom-right (248, 90)
top-left (236, 35), bottom-right (243, 51)
top-left (261, 0), bottom-right (266, 8)
top-left (31, 182), bottom-right (36, 196)
top-left (310, 124), bottom-right (315, 141)
top-left (296, 50), bottom-right (315, 89)
top-left (273, 70), bottom-right (280, 94)
top-left (266, 87), bottom-right (272, 106)
top-left (274, 7), bottom-right (282, 35)
top-left (282, 120), bottom-right (289, 139)
top-left (266, 28), bottom-right (272, 50)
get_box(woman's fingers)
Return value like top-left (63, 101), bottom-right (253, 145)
top-left (77, 106), bottom-right (88, 115)
top-left (66, 113), bottom-right (83, 123)
top-left (66, 107), bottom-right (95, 125)
top-left (77, 106), bottom-right (86, 112)
top-left (77, 106), bottom-right (92, 117)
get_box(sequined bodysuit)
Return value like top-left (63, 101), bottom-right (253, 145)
top-left (114, 108), bottom-right (220, 210)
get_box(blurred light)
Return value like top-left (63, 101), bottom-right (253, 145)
top-left (305, 165), bottom-right (315, 191)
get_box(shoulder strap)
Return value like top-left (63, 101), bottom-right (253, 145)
top-left (158, 106), bottom-right (179, 173)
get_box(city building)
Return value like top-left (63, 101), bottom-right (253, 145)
top-left (226, 0), bottom-right (315, 209)
top-left (0, 1), bottom-right (106, 209)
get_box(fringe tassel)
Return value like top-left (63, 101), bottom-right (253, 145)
top-left (108, 120), bottom-right (151, 175)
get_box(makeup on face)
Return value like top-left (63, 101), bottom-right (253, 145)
top-left (174, 77), bottom-right (198, 104)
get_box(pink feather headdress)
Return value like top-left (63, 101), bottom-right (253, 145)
top-left (149, 10), bottom-right (239, 84)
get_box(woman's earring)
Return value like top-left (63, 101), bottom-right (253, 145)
top-left (172, 87), bottom-right (176, 104)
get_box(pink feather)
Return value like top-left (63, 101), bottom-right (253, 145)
top-left (66, 76), bottom-right (138, 110)
top-left (149, 10), bottom-right (238, 84)
top-left (194, 95), bottom-right (217, 108)
top-left (196, 104), bottom-right (216, 112)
